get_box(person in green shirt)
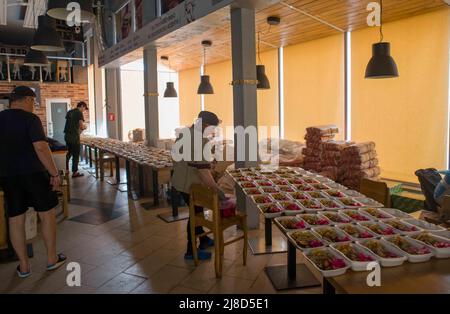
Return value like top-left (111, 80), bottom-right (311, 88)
top-left (64, 101), bottom-right (88, 178)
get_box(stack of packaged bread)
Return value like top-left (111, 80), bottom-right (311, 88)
top-left (340, 142), bottom-right (380, 190)
top-left (302, 125), bottom-right (339, 172)
top-left (320, 140), bottom-right (354, 182)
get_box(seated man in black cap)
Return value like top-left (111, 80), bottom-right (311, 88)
top-left (0, 86), bottom-right (66, 278)
top-left (64, 101), bottom-right (88, 178)
top-left (172, 111), bottom-right (227, 260)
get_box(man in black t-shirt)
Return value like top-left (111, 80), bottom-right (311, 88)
top-left (0, 86), bottom-right (66, 278)
top-left (64, 101), bottom-right (87, 178)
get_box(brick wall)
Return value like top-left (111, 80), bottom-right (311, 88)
top-left (0, 82), bottom-right (89, 134)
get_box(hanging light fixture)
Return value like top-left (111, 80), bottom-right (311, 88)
top-left (256, 32), bottom-right (270, 90)
top-left (161, 56), bottom-right (178, 98)
top-left (47, 0), bottom-right (95, 23)
top-left (31, 15), bottom-right (64, 52)
top-left (365, 0), bottom-right (399, 79)
top-left (256, 16), bottom-right (280, 89)
top-left (198, 40), bottom-right (214, 95)
top-left (24, 49), bottom-right (49, 66)
top-left (25, 1), bottom-right (49, 66)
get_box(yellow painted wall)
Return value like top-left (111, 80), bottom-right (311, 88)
top-left (351, 9), bottom-right (450, 183)
top-left (258, 49), bottom-right (279, 139)
top-left (179, 67), bottom-right (202, 126)
top-left (284, 34), bottom-right (345, 142)
top-left (204, 60), bottom-right (234, 131)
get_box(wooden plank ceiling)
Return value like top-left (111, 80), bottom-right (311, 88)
top-left (123, 0), bottom-right (448, 71)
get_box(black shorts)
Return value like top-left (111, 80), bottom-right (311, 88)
top-left (0, 172), bottom-right (59, 218)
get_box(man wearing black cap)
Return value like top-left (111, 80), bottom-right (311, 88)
top-left (0, 86), bottom-right (66, 278)
top-left (172, 111), bottom-right (227, 260)
top-left (64, 101), bottom-right (88, 178)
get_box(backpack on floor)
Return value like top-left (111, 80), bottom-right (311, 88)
top-left (415, 168), bottom-right (442, 212)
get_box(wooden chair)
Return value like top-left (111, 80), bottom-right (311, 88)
top-left (189, 184), bottom-right (247, 278)
top-left (360, 178), bottom-right (391, 207)
top-left (58, 170), bottom-right (70, 219)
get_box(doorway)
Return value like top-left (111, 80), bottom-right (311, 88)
top-left (46, 99), bottom-right (71, 144)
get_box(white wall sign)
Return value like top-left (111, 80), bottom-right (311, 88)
top-left (98, 0), bottom-right (233, 67)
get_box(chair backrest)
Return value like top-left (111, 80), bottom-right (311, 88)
top-left (189, 184), bottom-right (219, 211)
top-left (360, 178), bottom-right (390, 207)
top-left (439, 196), bottom-right (450, 221)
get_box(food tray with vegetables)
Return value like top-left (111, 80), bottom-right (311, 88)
top-left (412, 233), bottom-right (450, 258)
top-left (379, 208), bottom-right (413, 219)
top-left (293, 184), bottom-right (315, 192)
top-left (270, 193), bottom-right (292, 202)
top-left (288, 191), bottom-right (311, 201)
top-left (259, 186), bottom-right (279, 194)
top-left (318, 198), bottom-right (344, 211)
top-left (342, 190), bottom-right (364, 198)
top-left (337, 224), bottom-right (377, 240)
top-left (311, 183), bottom-right (331, 191)
top-left (330, 242), bottom-right (379, 271)
top-left (299, 199), bottom-right (325, 212)
top-left (298, 214), bottom-right (331, 226)
top-left (243, 188), bottom-right (263, 196)
top-left (306, 191), bottom-right (328, 199)
top-left (312, 226), bottom-right (352, 243)
top-left (361, 208), bottom-right (395, 220)
top-left (279, 201), bottom-right (305, 215)
top-left (271, 179), bottom-right (290, 186)
top-left (383, 219), bottom-right (421, 235)
top-left (258, 203), bottom-right (284, 218)
top-left (340, 209), bottom-right (373, 222)
top-left (402, 219), bottom-right (447, 234)
top-left (324, 189), bottom-right (348, 199)
top-left (274, 216), bottom-right (307, 232)
top-left (304, 248), bottom-right (351, 277)
top-left (358, 221), bottom-right (399, 237)
top-left (254, 180), bottom-right (274, 187)
top-left (287, 178), bottom-right (306, 185)
top-left (339, 198), bottom-right (365, 209)
top-left (287, 230), bottom-right (326, 251)
top-left (357, 239), bottom-right (407, 267)
top-left (239, 181), bottom-right (257, 188)
top-left (302, 178), bottom-right (320, 185)
top-left (251, 195), bottom-right (275, 205)
top-left (382, 236), bottom-right (433, 263)
top-left (320, 212), bottom-right (352, 225)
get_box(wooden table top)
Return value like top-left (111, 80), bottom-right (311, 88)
top-left (326, 259), bottom-right (450, 294)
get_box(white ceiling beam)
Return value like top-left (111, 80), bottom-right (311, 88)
top-left (23, 0), bottom-right (47, 29)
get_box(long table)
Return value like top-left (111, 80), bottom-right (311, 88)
top-left (79, 136), bottom-right (188, 222)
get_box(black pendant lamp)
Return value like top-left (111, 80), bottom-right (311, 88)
top-left (365, 0), bottom-right (399, 79)
top-left (161, 56), bottom-right (178, 98)
top-left (256, 65), bottom-right (270, 89)
top-left (198, 40), bottom-right (214, 95)
top-left (24, 49), bottom-right (49, 66)
top-left (31, 15), bottom-right (64, 52)
top-left (47, 0), bottom-right (94, 23)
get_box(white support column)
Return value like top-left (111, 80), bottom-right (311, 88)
top-left (105, 68), bottom-right (122, 140)
top-left (143, 47), bottom-right (159, 147)
top-left (231, 7), bottom-right (259, 229)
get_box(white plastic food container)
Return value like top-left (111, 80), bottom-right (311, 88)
top-left (311, 226), bottom-right (352, 244)
top-left (297, 214), bottom-right (331, 227)
top-left (383, 219), bottom-right (422, 236)
top-left (303, 247), bottom-right (351, 277)
top-left (319, 212), bottom-right (352, 226)
top-left (339, 209), bottom-right (374, 223)
top-left (381, 237), bottom-right (434, 263)
top-left (354, 197), bottom-right (384, 208)
top-left (403, 218), bottom-right (447, 234)
top-left (360, 208), bottom-right (396, 221)
top-left (274, 216), bottom-right (307, 232)
top-left (343, 189), bottom-right (364, 198)
top-left (287, 230), bottom-right (327, 252)
top-left (357, 221), bottom-right (400, 238)
top-left (337, 223), bottom-right (378, 241)
top-left (317, 198), bottom-right (345, 211)
top-left (279, 201), bottom-right (305, 216)
top-left (356, 239), bottom-right (407, 267)
top-left (380, 208), bottom-right (413, 219)
top-left (325, 182), bottom-right (348, 190)
top-left (412, 233), bottom-right (450, 259)
top-left (330, 242), bottom-right (380, 272)
top-left (298, 199), bottom-right (325, 213)
top-left (339, 198), bottom-right (365, 209)
top-left (257, 203), bottom-right (284, 219)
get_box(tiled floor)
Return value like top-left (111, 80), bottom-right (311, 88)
top-left (0, 171), bottom-right (322, 294)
